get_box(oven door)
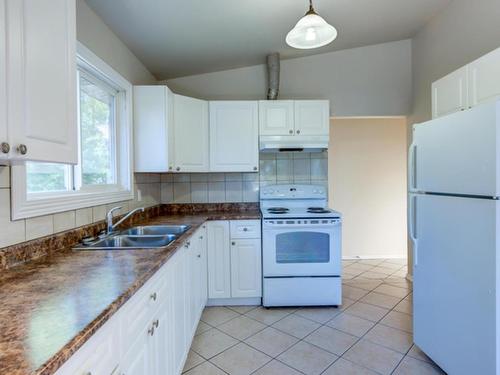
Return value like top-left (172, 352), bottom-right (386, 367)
top-left (262, 219), bottom-right (341, 277)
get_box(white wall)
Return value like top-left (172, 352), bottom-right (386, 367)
top-left (329, 118), bottom-right (408, 259)
top-left (167, 40), bottom-right (412, 117)
top-left (76, 0), bottom-right (156, 84)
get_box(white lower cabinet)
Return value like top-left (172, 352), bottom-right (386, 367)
top-left (208, 220), bottom-right (262, 302)
top-left (55, 221), bottom-right (257, 375)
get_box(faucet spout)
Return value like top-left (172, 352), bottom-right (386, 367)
top-left (106, 207), bottom-right (145, 234)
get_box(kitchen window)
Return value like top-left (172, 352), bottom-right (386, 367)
top-left (11, 43), bottom-right (133, 220)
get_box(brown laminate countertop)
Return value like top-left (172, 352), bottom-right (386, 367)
top-left (0, 210), bottom-right (261, 375)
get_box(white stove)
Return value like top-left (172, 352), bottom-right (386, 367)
top-left (260, 184), bottom-right (342, 307)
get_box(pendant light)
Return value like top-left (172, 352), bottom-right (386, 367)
top-left (286, 0), bottom-right (338, 49)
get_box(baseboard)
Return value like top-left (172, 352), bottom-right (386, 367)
top-left (207, 297), bottom-right (262, 306)
top-left (342, 256), bottom-right (408, 260)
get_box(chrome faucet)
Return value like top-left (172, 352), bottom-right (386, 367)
top-left (106, 206), bottom-right (145, 234)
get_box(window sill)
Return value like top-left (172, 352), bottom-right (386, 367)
top-left (11, 187), bottom-right (133, 220)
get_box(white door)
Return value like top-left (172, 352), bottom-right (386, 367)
top-left (412, 101), bottom-right (500, 197)
top-left (6, 0), bottom-right (78, 163)
top-left (259, 100), bottom-right (294, 136)
top-left (172, 94), bottom-right (209, 172)
top-left (468, 47), bottom-right (500, 107)
top-left (209, 101), bottom-right (259, 172)
top-left (294, 100), bottom-right (329, 136)
top-left (207, 221), bottom-right (231, 299)
top-left (431, 66), bottom-right (468, 119)
top-left (0, 0), bottom-right (7, 161)
top-left (262, 220), bottom-right (342, 277)
top-left (412, 193), bottom-right (498, 375)
top-left (230, 239), bottom-right (262, 298)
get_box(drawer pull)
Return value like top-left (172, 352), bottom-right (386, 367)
top-left (243, 227), bottom-right (248, 232)
top-left (232, 241), bottom-right (236, 246)
top-left (148, 325), bottom-right (155, 336)
top-left (154, 319), bottom-right (159, 328)
top-left (150, 292), bottom-right (157, 301)
top-left (197, 254), bottom-right (201, 258)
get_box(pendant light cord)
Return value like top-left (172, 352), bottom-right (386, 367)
top-left (306, 0), bottom-right (316, 15)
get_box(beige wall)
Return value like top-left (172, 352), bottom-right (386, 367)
top-left (166, 40), bottom-right (412, 117)
top-left (77, 0), bottom-right (156, 85)
top-left (329, 118), bottom-right (407, 259)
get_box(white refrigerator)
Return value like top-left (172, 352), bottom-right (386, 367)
top-left (410, 100), bottom-right (500, 375)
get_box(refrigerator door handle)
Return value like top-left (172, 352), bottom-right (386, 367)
top-left (409, 194), bottom-right (418, 267)
top-left (408, 141), bottom-right (417, 192)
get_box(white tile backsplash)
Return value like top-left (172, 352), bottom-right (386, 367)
top-left (26, 215), bottom-right (54, 240)
top-left (208, 181), bottom-right (226, 203)
top-left (191, 182), bottom-right (209, 203)
top-left (173, 182), bottom-right (191, 203)
top-left (75, 207), bottom-right (93, 227)
top-left (225, 181), bottom-right (243, 202)
top-left (53, 211), bottom-right (76, 233)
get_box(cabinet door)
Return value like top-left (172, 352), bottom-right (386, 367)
top-left (230, 239), bottom-right (262, 298)
top-left (198, 225), bottom-right (208, 310)
top-left (207, 221), bottom-right (231, 299)
top-left (172, 94), bottom-right (209, 172)
top-left (294, 100), bottom-right (329, 136)
top-left (134, 86), bottom-right (172, 172)
top-left (468, 47), bottom-right (500, 107)
top-left (171, 251), bottom-right (187, 374)
top-left (121, 331), bottom-right (151, 375)
top-left (259, 100), bottom-right (294, 136)
top-left (187, 240), bottom-right (199, 337)
top-left (0, 0), bottom-right (7, 162)
top-left (209, 101), bottom-right (259, 172)
top-left (431, 66), bottom-right (468, 119)
top-left (6, 0), bottom-right (78, 163)
top-left (151, 306), bottom-right (170, 375)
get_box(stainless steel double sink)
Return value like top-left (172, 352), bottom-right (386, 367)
top-left (74, 225), bottom-right (190, 250)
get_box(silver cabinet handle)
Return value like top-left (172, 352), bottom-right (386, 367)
top-left (231, 241), bottom-right (236, 245)
top-left (197, 254), bottom-right (201, 258)
top-left (148, 325), bottom-right (155, 336)
top-left (289, 129), bottom-right (293, 134)
top-left (243, 227), bottom-right (248, 232)
top-left (253, 166), bottom-right (257, 171)
top-left (296, 130), bottom-right (301, 134)
top-left (150, 292), bottom-right (157, 301)
top-left (184, 241), bottom-right (190, 248)
top-left (176, 167), bottom-right (180, 171)
top-left (153, 319), bottom-right (159, 328)
top-left (169, 166), bottom-right (173, 170)
top-left (0, 142), bottom-right (9, 154)
top-left (17, 144), bottom-right (27, 155)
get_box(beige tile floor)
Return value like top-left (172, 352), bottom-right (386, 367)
top-left (183, 259), bottom-right (446, 375)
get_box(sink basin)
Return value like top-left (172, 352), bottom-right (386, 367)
top-left (74, 234), bottom-right (176, 250)
top-left (121, 225), bottom-right (191, 236)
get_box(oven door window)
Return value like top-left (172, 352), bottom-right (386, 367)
top-left (276, 231), bottom-right (330, 263)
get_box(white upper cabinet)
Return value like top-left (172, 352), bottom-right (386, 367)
top-left (134, 86), bottom-right (173, 172)
top-left (432, 46), bottom-right (500, 119)
top-left (209, 101), bottom-right (259, 172)
top-left (432, 66), bottom-right (468, 119)
top-left (294, 100), bottom-right (329, 136)
top-left (5, 0), bottom-right (78, 163)
top-left (259, 100), bottom-right (294, 136)
top-left (172, 94), bottom-right (209, 172)
top-left (468, 48), bottom-right (500, 107)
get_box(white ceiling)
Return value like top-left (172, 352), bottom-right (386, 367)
top-left (85, 0), bottom-right (452, 79)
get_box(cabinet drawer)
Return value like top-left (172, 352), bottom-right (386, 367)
top-left (230, 220), bottom-right (261, 239)
top-left (120, 264), bottom-right (168, 345)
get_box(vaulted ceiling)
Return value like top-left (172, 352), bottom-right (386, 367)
top-left (85, 0), bottom-right (452, 79)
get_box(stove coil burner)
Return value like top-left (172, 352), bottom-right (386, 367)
top-left (267, 207), bottom-right (289, 214)
top-left (307, 207), bottom-right (331, 214)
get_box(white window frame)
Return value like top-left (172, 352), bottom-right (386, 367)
top-left (11, 42), bottom-right (134, 220)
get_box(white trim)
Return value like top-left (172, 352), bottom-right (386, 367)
top-left (11, 42), bottom-right (134, 220)
top-left (206, 297), bottom-right (262, 306)
top-left (331, 116), bottom-right (407, 120)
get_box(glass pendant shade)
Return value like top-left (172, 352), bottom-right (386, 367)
top-left (286, 2), bottom-right (337, 49)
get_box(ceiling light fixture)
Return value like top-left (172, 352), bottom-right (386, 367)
top-left (286, 0), bottom-right (338, 49)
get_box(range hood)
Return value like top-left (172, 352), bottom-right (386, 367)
top-left (259, 135), bottom-right (329, 152)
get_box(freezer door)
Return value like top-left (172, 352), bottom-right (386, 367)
top-left (411, 100), bottom-right (500, 196)
top-left (412, 194), bottom-right (499, 375)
